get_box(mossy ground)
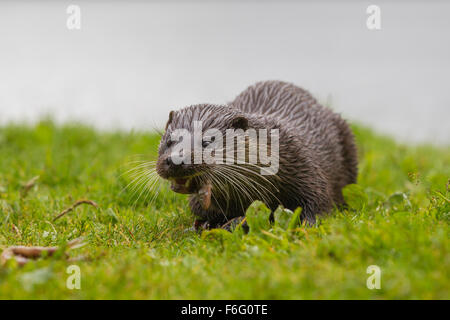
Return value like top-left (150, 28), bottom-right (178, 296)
top-left (0, 120), bottom-right (448, 299)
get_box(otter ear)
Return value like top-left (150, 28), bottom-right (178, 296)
top-left (165, 111), bottom-right (175, 131)
top-left (231, 116), bottom-right (248, 130)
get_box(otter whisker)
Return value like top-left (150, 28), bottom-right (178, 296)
top-left (131, 173), bottom-right (161, 209)
top-left (124, 170), bottom-right (158, 200)
top-left (126, 161), bottom-right (157, 173)
top-left (129, 172), bottom-right (154, 199)
top-left (210, 167), bottom-right (254, 214)
top-left (134, 174), bottom-right (161, 208)
top-left (215, 165), bottom-right (278, 206)
top-left (224, 163), bottom-right (280, 192)
top-left (203, 171), bottom-right (230, 221)
top-left (222, 165), bottom-right (281, 204)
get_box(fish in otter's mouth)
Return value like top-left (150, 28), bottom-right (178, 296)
top-left (169, 176), bottom-right (198, 194)
top-left (168, 175), bottom-right (212, 210)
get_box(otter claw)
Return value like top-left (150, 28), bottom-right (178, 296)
top-left (193, 219), bottom-right (211, 232)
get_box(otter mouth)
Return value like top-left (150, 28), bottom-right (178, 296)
top-left (169, 172), bottom-right (206, 194)
top-left (169, 176), bottom-right (198, 194)
top-left (169, 175), bottom-right (212, 210)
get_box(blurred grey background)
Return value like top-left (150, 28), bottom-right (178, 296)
top-left (0, 0), bottom-right (449, 144)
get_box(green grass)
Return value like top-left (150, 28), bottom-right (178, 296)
top-left (0, 119), bottom-right (448, 299)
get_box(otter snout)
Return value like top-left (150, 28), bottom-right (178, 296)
top-left (157, 153), bottom-right (191, 179)
top-left (156, 150), bottom-right (204, 195)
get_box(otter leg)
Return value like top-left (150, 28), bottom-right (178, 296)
top-left (189, 195), bottom-right (229, 228)
top-left (301, 214), bottom-right (316, 226)
top-left (299, 204), bottom-right (318, 226)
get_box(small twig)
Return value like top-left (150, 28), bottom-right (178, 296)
top-left (53, 199), bottom-right (98, 221)
top-left (0, 237), bottom-right (86, 266)
top-left (20, 175), bottom-right (39, 198)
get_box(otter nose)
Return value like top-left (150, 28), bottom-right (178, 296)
top-left (166, 155), bottom-right (183, 168)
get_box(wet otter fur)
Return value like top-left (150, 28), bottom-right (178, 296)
top-left (156, 80), bottom-right (358, 227)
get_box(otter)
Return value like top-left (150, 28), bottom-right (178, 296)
top-left (156, 81), bottom-right (358, 229)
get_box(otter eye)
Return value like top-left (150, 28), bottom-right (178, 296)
top-left (202, 136), bottom-right (215, 148)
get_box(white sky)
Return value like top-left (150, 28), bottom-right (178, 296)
top-left (0, 1), bottom-right (449, 144)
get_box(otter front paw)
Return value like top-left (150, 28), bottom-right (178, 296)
top-left (193, 219), bottom-right (211, 232)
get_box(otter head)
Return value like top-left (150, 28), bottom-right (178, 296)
top-left (156, 104), bottom-right (249, 197)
